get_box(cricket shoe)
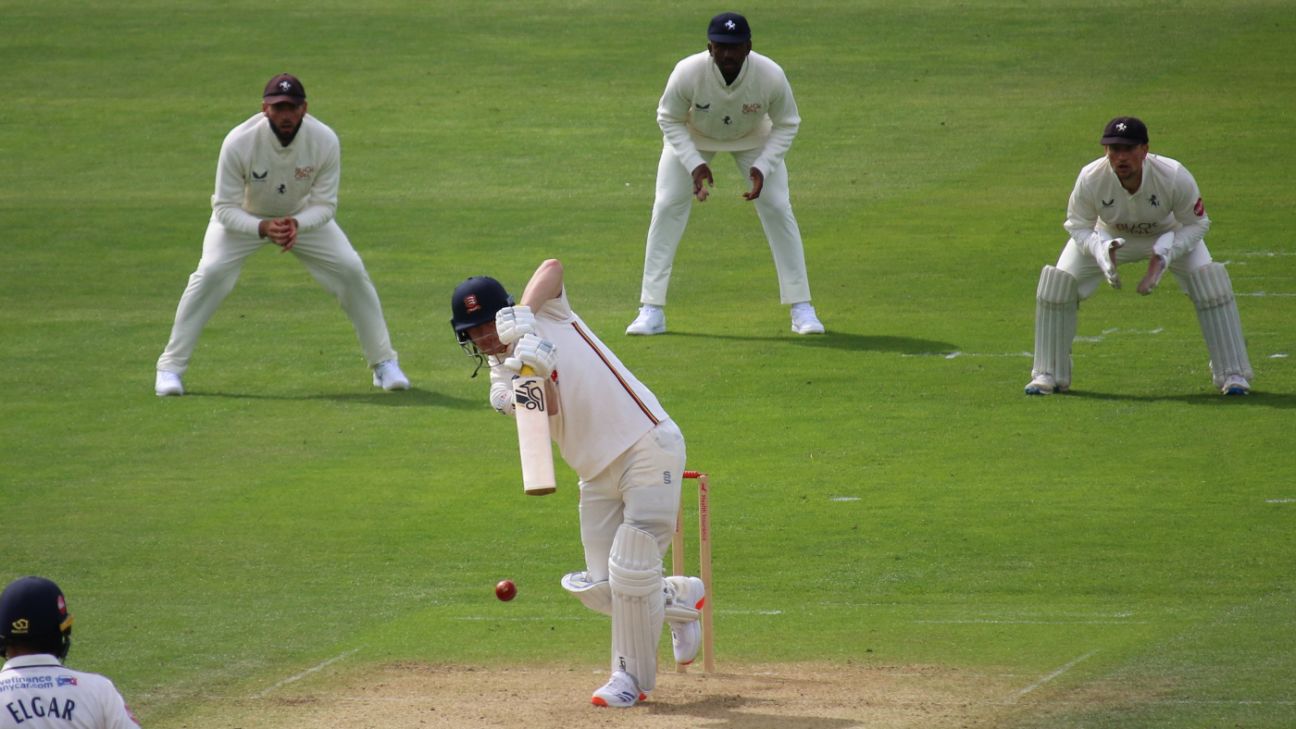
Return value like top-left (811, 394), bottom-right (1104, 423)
top-left (790, 302), bottom-right (824, 335)
top-left (372, 359), bottom-right (410, 390)
top-left (591, 670), bottom-right (645, 708)
top-left (1221, 374), bottom-right (1250, 396)
top-left (155, 370), bottom-right (184, 397)
top-left (625, 305), bottom-right (665, 335)
top-left (1024, 373), bottom-right (1068, 395)
top-left (666, 576), bottom-right (706, 665)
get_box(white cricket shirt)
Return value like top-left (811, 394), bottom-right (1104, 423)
top-left (1064, 153), bottom-right (1210, 265)
top-left (488, 290), bottom-right (669, 479)
top-left (0, 655), bottom-right (139, 729)
top-left (657, 50), bottom-right (800, 178)
top-left (210, 113), bottom-right (341, 237)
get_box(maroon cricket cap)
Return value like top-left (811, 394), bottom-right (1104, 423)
top-left (263, 73), bottom-right (306, 104)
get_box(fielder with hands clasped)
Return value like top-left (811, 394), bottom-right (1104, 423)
top-left (154, 73), bottom-right (409, 396)
top-left (451, 259), bottom-right (707, 708)
top-left (1026, 116), bottom-right (1253, 396)
top-left (626, 12), bottom-right (824, 336)
top-left (1, 576), bottom-right (140, 729)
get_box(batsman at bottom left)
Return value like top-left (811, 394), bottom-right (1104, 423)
top-left (449, 258), bottom-right (707, 708)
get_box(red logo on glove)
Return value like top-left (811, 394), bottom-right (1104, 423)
top-left (1194, 197), bottom-right (1205, 216)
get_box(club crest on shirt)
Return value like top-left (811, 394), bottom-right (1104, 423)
top-left (742, 103), bottom-right (762, 114)
top-left (295, 166), bottom-right (314, 180)
top-left (1149, 194), bottom-right (1160, 207)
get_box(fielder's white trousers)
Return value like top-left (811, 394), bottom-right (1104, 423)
top-left (578, 419), bottom-right (687, 582)
top-left (1055, 234), bottom-right (1214, 300)
top-left (157, 219), bottom-right (397, 374)
top-left (639, 143), bottom-right (811, 306)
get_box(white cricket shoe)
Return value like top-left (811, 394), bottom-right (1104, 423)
top-left (667, 576), bottom-right (706, 665)
top-left (1221, 374), bottom-right (1250, 396)
top-left (591, 670), bottom-right (644, 708)
top-left (372, 359), bottom-right (410, 390)
top-left (1024, 373), bottom-right (1068, 395)
top-left (625, 305), bottom-right (665, 335)
top-left (790, 302), bottom-right (824, 335)
top-left (155, 370), bottom-right (184, 397)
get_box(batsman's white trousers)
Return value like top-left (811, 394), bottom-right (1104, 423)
top-left (578, 419), bottom-right (687, 583)
top-left (639, 143), bottom-right (811, 306)
top-left (157, 219), bottom-right (397, 374)
top-left (1055, 234), bottom-right (1214, 300)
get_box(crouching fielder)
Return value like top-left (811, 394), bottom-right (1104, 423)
top-left (1027, 116), bottom-right (1253, 396)
top-left (450, 259), bottom-right (706, 708)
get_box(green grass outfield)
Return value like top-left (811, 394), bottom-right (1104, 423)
top-left (2, 0), bottom-right (1293, 726)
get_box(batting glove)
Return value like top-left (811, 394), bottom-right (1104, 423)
top-left (495, 305), bottom-right (536, 346)
top-left (504, 333), bottom-right (558, 378)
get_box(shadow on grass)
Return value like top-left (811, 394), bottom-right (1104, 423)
top-left (1065, 390), bottom-right (1296, 409)
top-left (664, 330), bottom-right (958, 355)
top-left (646, 693), bottom-right (861, 728)
top-left (185, 386), bottom-right (477, 409)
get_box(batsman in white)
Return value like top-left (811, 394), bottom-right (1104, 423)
top-left (0, 576), bottom-right (140, 729)
top-left (450, 260), bottom-right (707, 708)
top-left (1027, 116), bottom-right (1253, 396)
top-left (626, 12), bottom-right (824, 337)
top-left (154, 73), bottom-right (408, 396)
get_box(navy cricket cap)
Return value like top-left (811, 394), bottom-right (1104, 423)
top-left (707, 12), bottom-right (751, 43)
top-left (263, 73), bottom-right (306, 104)
top-left (1101, 116), bottom-right (1148, 146)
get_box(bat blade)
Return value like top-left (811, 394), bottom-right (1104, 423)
top-left (513, 366), bottom-right (556, 495)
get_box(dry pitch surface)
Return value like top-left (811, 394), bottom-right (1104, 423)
top-left (179, 660), bottom-right (1110, 729)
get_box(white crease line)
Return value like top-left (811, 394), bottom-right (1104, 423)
top-left (254, 649), bottom-right (359, 698)
top-left (1014, 650), bottom-right (1098, 700)
top-left (916, 619), bottom-right (1145, 625)
top-left (451, 615), bottom-right (588, 621)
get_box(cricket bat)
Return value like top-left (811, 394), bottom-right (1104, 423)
top-left (513, 365), bottom-right (556, 495)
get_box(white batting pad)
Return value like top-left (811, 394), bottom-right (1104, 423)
top-left (1031, 266), bottom-right (1079, 389)
top-left (1185, 263), bottom-right (1254, 387)
top-left (561, 571), bottom-right (612, 616)
top-left (609, 524), bottom-right (666, 692)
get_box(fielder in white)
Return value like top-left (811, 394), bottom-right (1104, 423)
top-left (154, 73), bottom-right (408, 396)
top-left (450, 260), bottom-right (706, 709)
top-left (626, 12), bottom-right (824, 337)
top-left (1027, 116), bottom-right (1253, 396)
top-left (1, 576), bottom-right (140, 729)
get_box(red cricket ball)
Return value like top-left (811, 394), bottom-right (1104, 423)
top-left (495, 579), bottom-right (517, 602)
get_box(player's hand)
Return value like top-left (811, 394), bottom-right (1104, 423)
top-left (742, 167), bottom-right (764, 201)
top-left (503, 333), bottom-right (558, 377)
top-left (691, 164), bottom-right (713, 202)
top-left (1137, 254), bottom-right (1166, 296)
top-left (263, 218), bottom-right (297, 251)
top-left (1095, 237), bottom-right (1124, 289)
top-left (495, 306), bottom-right (536, 346)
